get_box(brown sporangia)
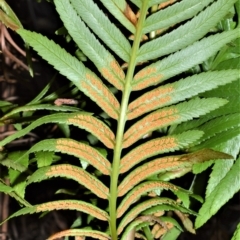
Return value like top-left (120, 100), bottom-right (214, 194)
top-left (56, 139), bottom-right (111, 175)
top-left (54, 98), bottom-right (78, 106)
top-left (158, 0), bottom-right (177, 10)
top-left (123, 108), bottom-right (179, 148)
top-left (118, 156), bottom-right (190, 197)
top-left (124, 4), bottom-right (137, 26)
top-left (36, 200), bottom-right (109, 221)
top-left (117, 198), bottom-right (176, 235)
top-left (128, 86), bottom-right (174, 120)
top-left (117, 181), bottom-right (178, 218)
top-left (47, 229), bottom-right (111, 240)
top-left (83, 73), bottom-right (120, 119)
top-left (101, 60), bottom-right (125, 90)
top-left (45, 164), bottom-right (109, 199)
top-left (152, 222), bottom-right (174, 238)
top-left (67, 114), bottom-right (115, 149)
top-left (120, 137), bottom-right (177, 173)
top-left (132, 67), bottom-right (164, 90)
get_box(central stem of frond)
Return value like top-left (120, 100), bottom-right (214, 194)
top-left (108, 1), bottom-right (149, 239)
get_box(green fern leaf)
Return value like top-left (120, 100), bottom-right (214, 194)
top-left (117, 198), bottom-right (180, 235)
top-left (17, 29), bottom-right (120, 119)
top-left (0, 181), bottom-right (13, 193)
top-left (1, 104), bottom-right (80, 121)
top-left (0, 112), bottom-right (115, 149)
top-left (55, 0), bottom-right (125, 90)
top-left (27, 164), bottom-right (109, 199)
top-left (120, 214), bottom-right (183, 240)
top-left (138, 0), bottom-right (238, 62)
top-left (121, 131), bottom-right (204, 173)
top-left (125, 98), bottom-right (226, 146)
top-left (118, 155), bottom-right (191, 196)
top-left (1, 200), bottom-right (109, 226)
top-left (143, 0), bottom-right (214, 34)
top-left (0, 158), bottom-right (27, 172)
top-left (198, 113), bottom-right (239, 143)
top-left (70, 0), bottom-right (131, 62)
top-left (35, 151), bottom-right (54, 168)
top-left (195, 157), bottom-right (240, 228)
top-left (128, 70), bottom-right (239, 119)
top-left (194, 127), bottom-right (240, 151)
top-left (21, 138), bottom-right (111, 175)
top-left (119, 148), bottom-right (232, 196)
top-left (190, 113), bottom-right (240, 150)
top-left (0, 178), bottom-right (31, 207)
top-left (142, 204), bottom-right (197, 217)
top-left (99, 0), bottom-right (135, 33)
top-left (47, 229), bottom-right (110, 240)
top-left (205, 136), bottom-right (240, 197)
top-left (117, 180), bottom-right (191, 218)
top-left (133, 29), bottom-right (239, 90)
top-left (231, 223), bottom-right (240, 240)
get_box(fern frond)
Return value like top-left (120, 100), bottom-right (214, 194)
top-left (22, 138), bottom-right (111, 175)
top-left (125, 98), bottom-right (226, 146)
top-left (1, 200), bottom-right (109, 225)
top-left (119, 149), bottom-right (232, 196)
top-left (195, 157), bottom-right (240, 228)
top-left (17, 29), bottom-right (120, 119)
top-left (47, 229), bottom-right (111, 240)
top-left (128, 70), bottom-right (239, 119)
top-left (117, 198), bottom-right (184, 235)
top-left (143, 0), bottom-right (214, 34)
top-left (99, 0), bottom-right (136, 33)
top-left (205, 136), bottom-right (240, 197)
top-left (55, 0), bottom-right (125, 90)
top-left (121, 131), bottom-right (204, 173)
top-left (134, 29), bottom-right (239, 90)
top-left (70, 0), bottom-right (131, 62)
top-left (191, 113), bottom-right (240, 148)
top-left (0, 113), bottom-right (115, 149)
top-left (138, 0), bottom-right (238, 62)
top-left (118, 155), bottom-right (190, 196)
top-left (1, 104), bottom-right (80, 121)
top-left (27, 164), bottom-right (109, 199)
top-left (117, 180), bottom-right (191, 218)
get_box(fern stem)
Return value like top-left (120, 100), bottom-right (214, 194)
top-left (109, 1), bottom-right (149, 239)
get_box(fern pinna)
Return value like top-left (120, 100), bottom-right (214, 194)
top-left (0, 0), bottom-right (239, 239)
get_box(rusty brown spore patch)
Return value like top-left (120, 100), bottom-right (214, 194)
top-left (128, 86), bottom-right (174, 119)
top-left (133, 74), bottom-right (164, 91)
top-left (124, 4), bottom-right (137, 26)
top-left (134, 67), bottom-right (157, 81)
top-left (45, 164), bottom-right (109, 199)
top-left (118, 156), bottom-right (184, 196)
top-left (101, 60), bottom-right (125, 91)
top-left (120, 137), bottom-right (177, 173)
top-left (123, 108), bottom-right (178, 148)
top-left (117, 181), bottom-right (178, 218)
top-left (117, 198), bottom-right (175, 234)
top-left (36, 200), bottom-right (108, 221)
top-left (83, 73), bottom-right (120, 119)
top-left (56, 139), bottom-right (111, 175)
top-left (67, 114), bottom-right (115, 149)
